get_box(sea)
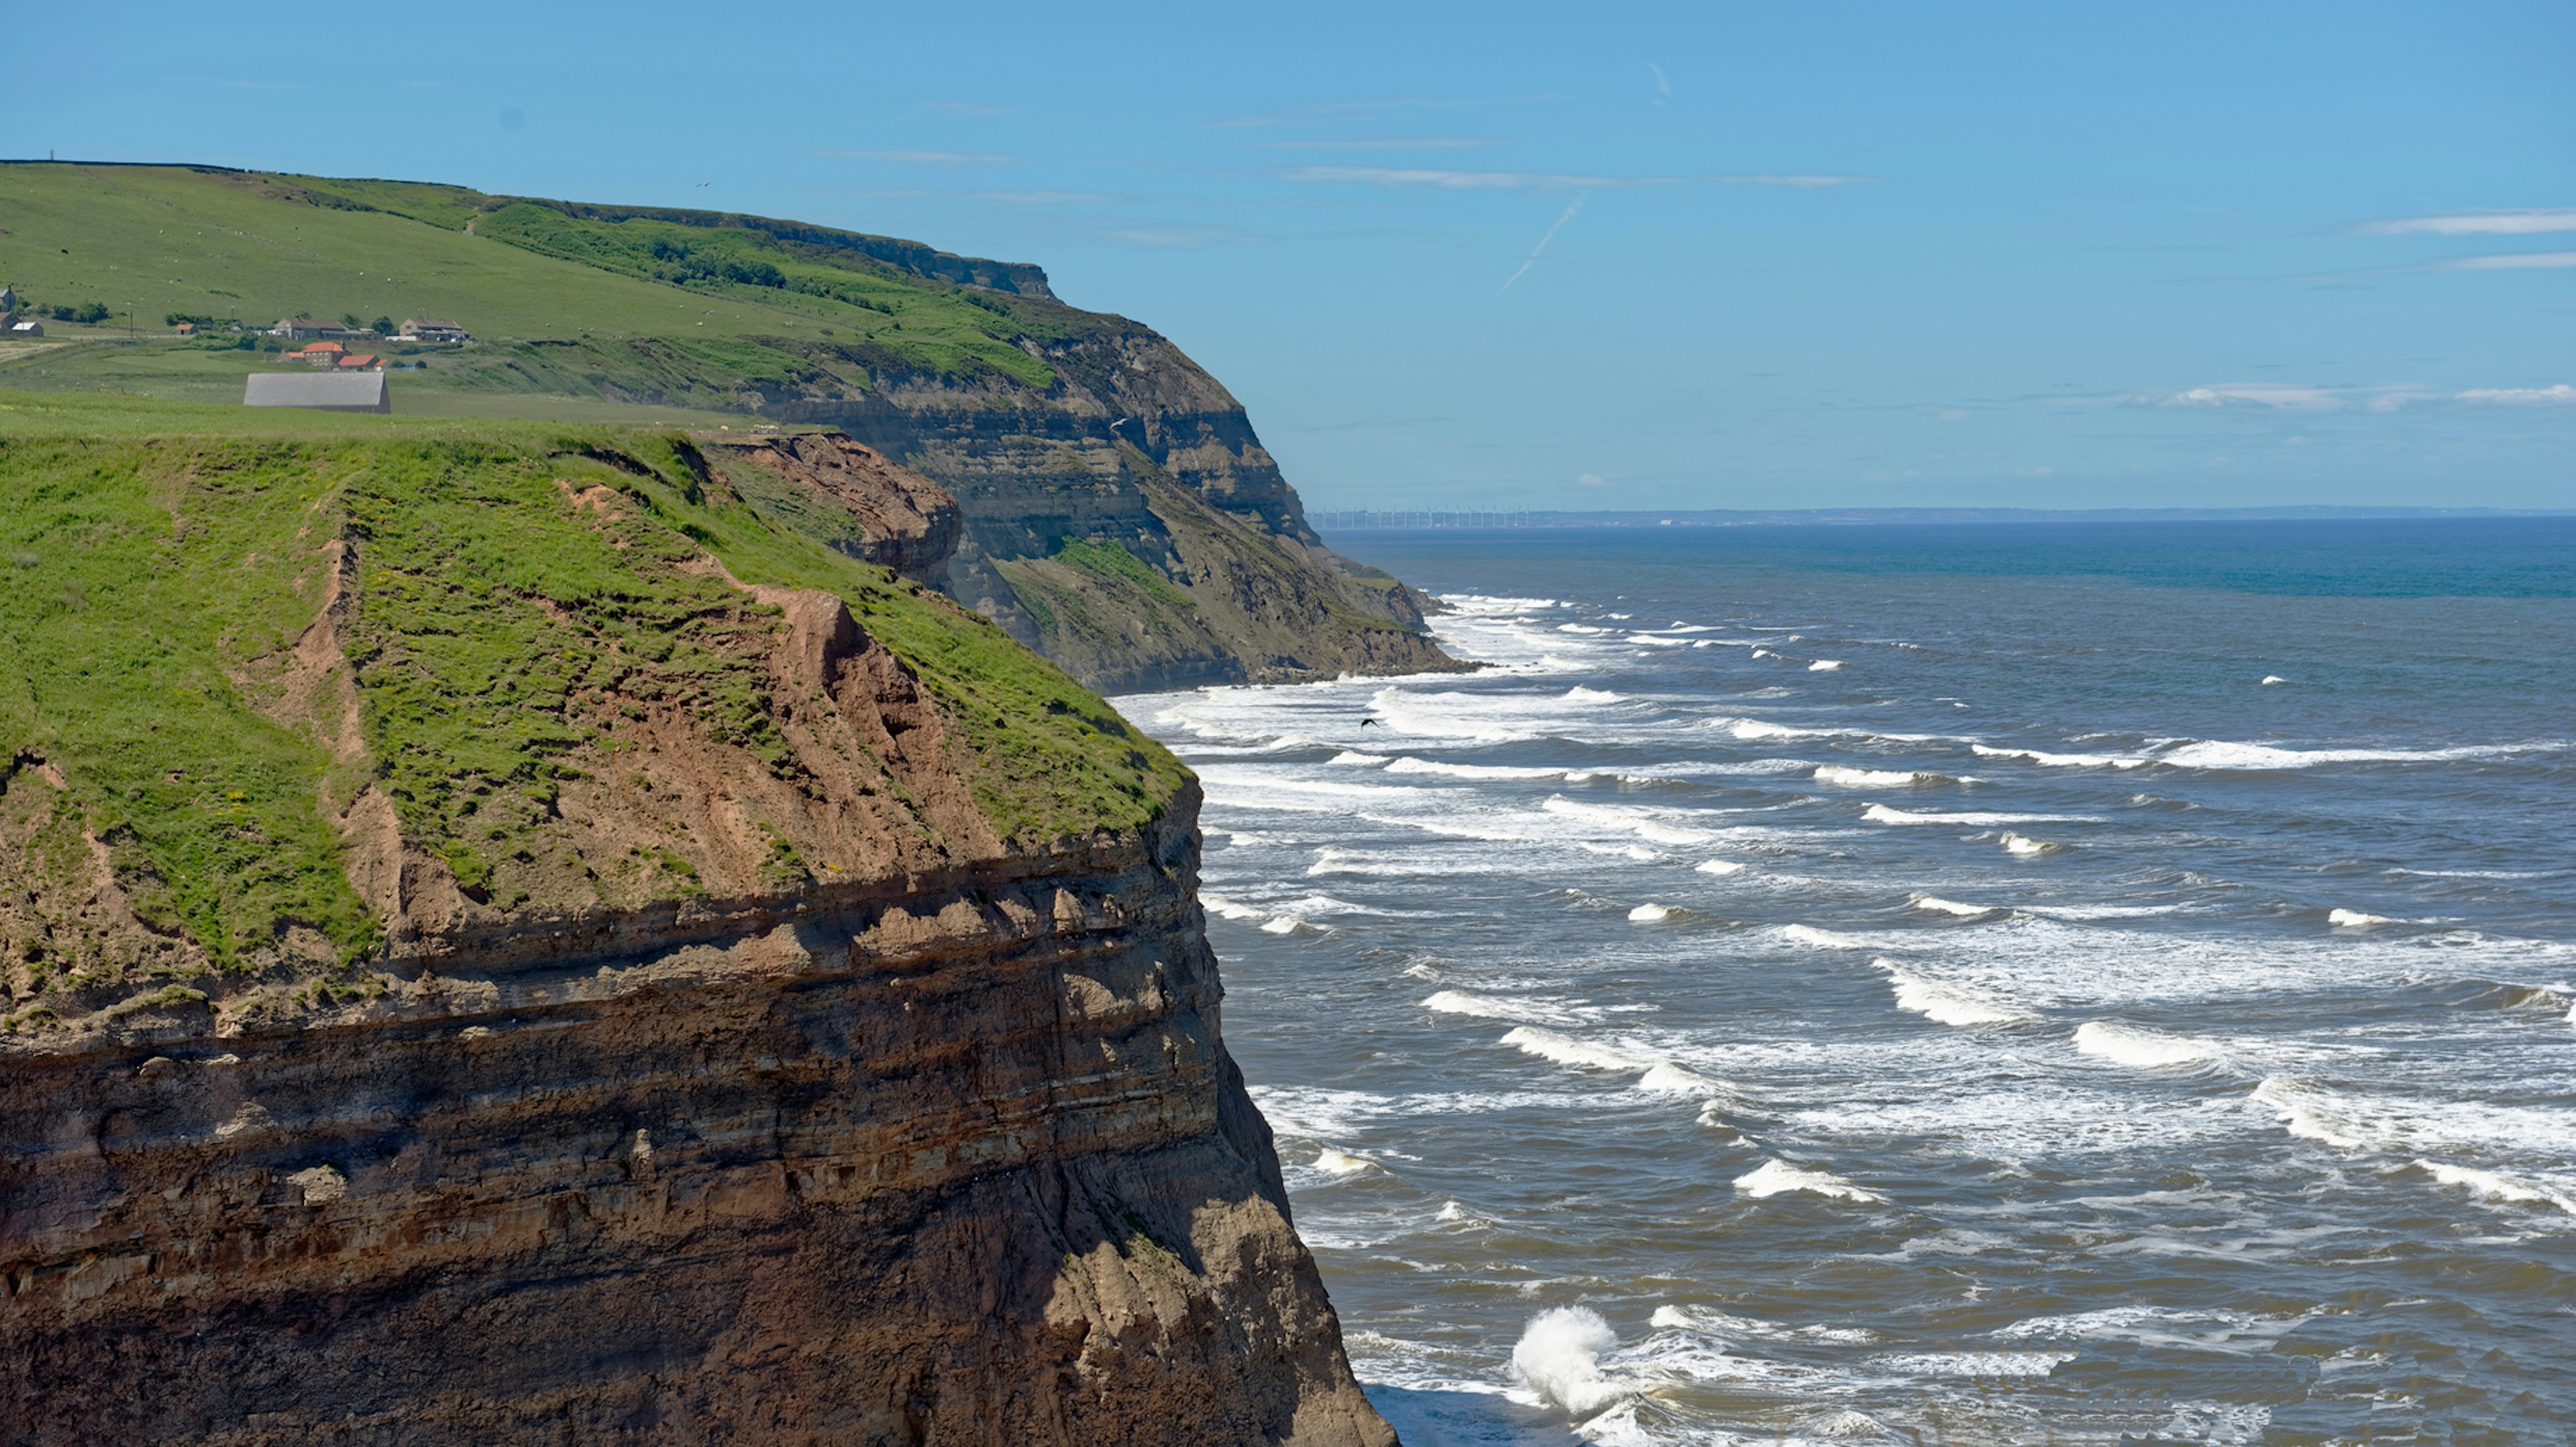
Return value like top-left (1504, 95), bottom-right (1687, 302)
top-left (1120, 518), bottom-right (2576, 1447)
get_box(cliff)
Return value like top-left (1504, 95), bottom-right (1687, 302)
top-left (0, 162), bottom-right (1463, 694)
top-left (0, 411), bottom-right (1395, 1446)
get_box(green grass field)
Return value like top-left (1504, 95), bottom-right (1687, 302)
top-left (0, 162), bottom-right (1100, 417)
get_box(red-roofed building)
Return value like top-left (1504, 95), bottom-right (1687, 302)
top-left (337, 354), bottom-right (382, 370)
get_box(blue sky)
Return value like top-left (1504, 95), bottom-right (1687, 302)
top-left (9, 1), bottom-right (2573, 509)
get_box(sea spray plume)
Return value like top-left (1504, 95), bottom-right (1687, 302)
top-left (1509, 1306), bottom-right (1630, 1416)
top-left (1501, 194), bottom-right (1587, 292)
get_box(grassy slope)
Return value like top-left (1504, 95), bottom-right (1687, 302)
top-left (0, 394), bottom-right (1184, 1017)
top-left (0, 163), bottom-right (1081, 412)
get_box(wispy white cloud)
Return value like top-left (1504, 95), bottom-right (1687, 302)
top-left (813, 149), bottom-right (1013, 166)
top-left (2456, 384), bottom-right (2576, 405)
top-left (1102, 226), bottom-right (1244, 248)
top-left (1501, 195), bottom-right (1585, 292)
top-left (820, 188), bottom-right (1104, 205)
top-left (2445, 250), bottom-right (2576, 270)
top-left (1250, 138), bottom-right (1493, 151)
top-left (1719, 174), bottom-right (1864, 188)
top-left (2152, 383), bottom-right (2349, 411)
top-left (1284, 166), bottom-right (1865, 190)
top-left (1212, 95), bottom-right (1558, 128)
top-left (2361, 209), bottom-right (2576, 235)
top-left (2135, 380), bottom-right (2576, 411)
top-left (1287, 166), bottom-right (1666, 190)
top-left (1648, 63), bottom-right (1671, 102)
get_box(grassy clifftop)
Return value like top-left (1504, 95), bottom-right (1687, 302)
top-left (0, 394), bottom-right (1185, 1030)
top-left (0, 162), bottom-right (1077, 411)
top-left (0, 161), bottom-right (1460, 693)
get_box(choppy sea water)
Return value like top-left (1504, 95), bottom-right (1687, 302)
top-left (1122, 520), bottom-right (2576, 1447)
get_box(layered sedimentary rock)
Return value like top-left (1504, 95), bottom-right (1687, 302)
top-left (0, 790), bottom-right (1389, 1446)
top-left (771, 323), bottom-right (1460, 694)
top-left (0, 428), bottom-right (1395, 1446)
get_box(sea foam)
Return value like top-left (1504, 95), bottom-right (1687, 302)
top-left (1866, 805), bottom-right (2100, 826)
top-left (2412, 1160), bottom-right (2576, 1214)
top-left (1884, 963), bottom-right (2033, 1026)
top-left (1734, 1159), bottom-right (1884, 1203)
top-left (1972, 743), bottom-right (2149, 770)
top-left (1782, 924), bottom-right (1868, 949)
top-left (2074, 1020), bottom-right (2224, 1068)
top-left (1499, 1026), bottom-right (1658, 1073)
top-left (1816, 765), bottom-right (1945, 787)
top-left (2328, 908), bottom-right (2392, 928)
top-left (1312, 1147), bottom-right (1377, 1179)
top-left (1911, 894), bottom-right (1996, 918)
top-left (1509, 1307), bottom-right (1629, 1416)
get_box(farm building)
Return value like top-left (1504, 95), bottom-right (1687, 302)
top-left (244, 372), bottom-right (388, 413)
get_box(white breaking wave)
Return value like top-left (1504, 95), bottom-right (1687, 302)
top-left (1884, 963), bottom-right (2033, 1026)
top-left (2328, 908), bottom-right (2392, 928)
top-left (2002, 833), bottom-right (2056, 856)
top-left (1734, 1159), bottom-right (1884, 1203)
top-left (2075, 1020), bottom-right (2225, 1068)
top-left (1627, 904), bottom-right (1674, 922)
top-left (1328, 750), bottom-right (1391, 766)
top-left (2261, 676), bottom-right (2288, 686)
top-left (1199, 892), bottom-right (1267, 922)
top-left (1421, 990), bottom-right (1585, 1025)
top-left (1564, 685), bottom-right (1622, 702)
top-left (2253, 1077), bottom-right (2369, 1148)
top-left (1782, 924), bottom-right (1867, 949)
top-left (1259, 916), bottom-right (1307, 935)
top-left (1723, 717), bottom-right (1836, 741)
top-left (1383, 756), bottom-right (1567, 780)
top-left (1305, 847), bottom-right (1412, 878)
top-left (1354, 811), bottom-right (1541, 843)
top-left (1816, 765), bottom-right (1945, 787)
top-left (2151, 738), bottom-right (2552, 770)
top-left (1865, 804), bottom-right (2101, 826)
top-left (1973, 743), bottom-right (2150, 770)
top-left (2412, 1159), bottom-right (2576, 1214)
top-left (1809, 659), bottom-right (1843, 671)
top-left (1542, 794), bottom-right (1714, 845)
top-left (1313, 1147), bottom-right (1376, 1178)
top-left (1648, 1303), bottom-right (1879, 1344)
top-left (1509, 1307), bottom-right (1630, 1417)
top-left (1912, 894), bottom-right (1996, 918)
top-left (1366, 686), bottom-right (1542, 743)
top-left (1635, 1062), bottom-right (1730, 1097)
top-left (1695, 858), bottom-right (1746, 875)
top-left (1499, 1026), bottom-right (1661, 1074)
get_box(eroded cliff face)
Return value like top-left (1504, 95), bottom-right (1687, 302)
top-left (0, 789), bottom-right (1391, 1447)
top-left (0, 428), bottom-right (1395, 1446)
top-left (765, 325), bottom-right (1465, 693)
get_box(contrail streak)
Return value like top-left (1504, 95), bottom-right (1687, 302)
top-left (1500, 195), bottom-right (1586, 292)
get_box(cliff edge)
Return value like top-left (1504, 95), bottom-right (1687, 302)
top-left (0, 162), bottom-right (1464, 695)
top-left (0, 409), bottom-right (1395, 1446)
